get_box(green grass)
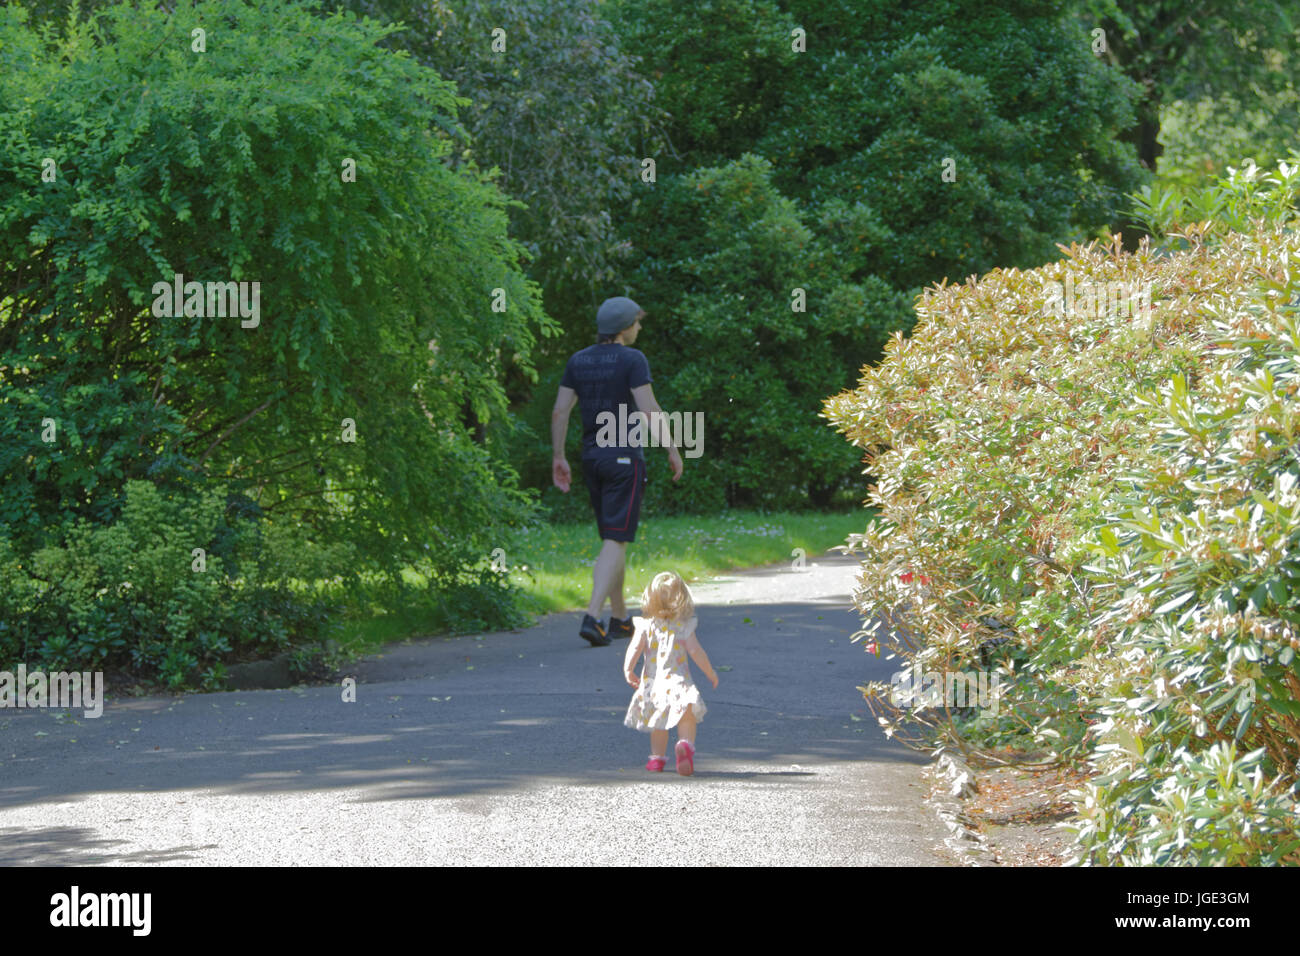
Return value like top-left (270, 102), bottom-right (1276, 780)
top-left (326, 509), bottom-right (876, 655)
top-left (505, 508), bottom-right (876, 614)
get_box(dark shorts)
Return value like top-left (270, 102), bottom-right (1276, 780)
top-left (582, 455), bottom-right (647, 542)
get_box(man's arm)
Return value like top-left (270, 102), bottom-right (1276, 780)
top-left (551, 385), bottom-right (577, 491)
top-left (631, 383), bottom-right (683, 481)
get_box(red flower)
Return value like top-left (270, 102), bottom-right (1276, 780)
top-left (899, 571), bottom-right (914, 584)
top-left (865, 642), bottom-right (879, 656)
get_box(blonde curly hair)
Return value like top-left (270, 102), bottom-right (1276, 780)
top-left (640, 570), bottom-right (695, 623)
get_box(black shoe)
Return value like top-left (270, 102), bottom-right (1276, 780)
top-left (580, 614), bottom-right (610, 646)
top-left (608, 615), bottom-right (635, 639)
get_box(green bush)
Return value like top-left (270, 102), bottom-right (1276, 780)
top-left (1129, 154), bottom-right (1300, 245)
top-left (0, 480), bottom-right (334, 689)
top-left (0, 0), bottom-right (553, 683)
top-left (825, 172), bottom-right (1300, 863)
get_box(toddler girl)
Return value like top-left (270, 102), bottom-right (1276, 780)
top-left (623, 571), bottom-right (719, 775)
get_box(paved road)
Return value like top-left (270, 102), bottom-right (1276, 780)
top-left (0, 553), bottom-right (949, 865)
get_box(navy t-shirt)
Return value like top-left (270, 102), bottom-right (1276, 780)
top-left (561, 344), bottom-right (653, 459)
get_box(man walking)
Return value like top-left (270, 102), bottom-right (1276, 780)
top-left (552, 296), bottom-right (683, 646)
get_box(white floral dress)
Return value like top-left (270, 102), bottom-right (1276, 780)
top-left (624, 614), bottom-right (706, 731)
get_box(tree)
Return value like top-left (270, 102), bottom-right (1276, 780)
top-left (0, 0), bottom-right (553, 678)
top-left (614, 0), bottom-right (1145, 286)
top-left (1080, 0), bottom-right (1299, 171)
top-left (332, 0), bottom-right (667, 337)
top-left (624, 154), bottom-right (911, 512)
top-left (597, 0), bottom-right (1146, 507)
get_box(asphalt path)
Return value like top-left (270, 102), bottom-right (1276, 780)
top-left (0, 553), bottom-right (950, 865)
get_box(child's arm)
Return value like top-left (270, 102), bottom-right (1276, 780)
top-left (684, 628), bottom-right (718, 689)
top-left (623, 623), bottom-right (647, 688)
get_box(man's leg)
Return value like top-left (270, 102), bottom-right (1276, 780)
top-left (587, 538), bottom-right (627, 619)
top-left (579, 456), bottom-right (640, 643)
top-left (609, 549), bottom-right (627, 620)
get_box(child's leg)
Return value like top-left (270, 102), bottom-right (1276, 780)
top-left (676, 710), bottom-right (697, 747)
top-left (650, 729), bottom-right (668, 757)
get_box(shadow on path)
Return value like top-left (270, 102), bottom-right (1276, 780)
top-left (0, 825), bottom-right (216, 865)
top-left (0, 556), bottom-right (922, 809)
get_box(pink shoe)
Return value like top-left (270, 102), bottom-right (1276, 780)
top-left (646, 755), bottom-right (666, 772)
top-left (675, 740), bottom-right (695, 776)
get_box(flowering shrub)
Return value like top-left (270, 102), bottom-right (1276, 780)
top-left (825, 209), bottom-right (1300, 863)
top-left (1066, 262), bottom-right (1300, 863)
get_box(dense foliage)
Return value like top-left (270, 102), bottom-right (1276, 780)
top-left (1156, 87), bottom-right (1300, 192)
top-left (1080, 0), bottom-right (1298, 172)
top-left (0, 0), bottom-right (551, 685)
top-left (586, 0), bottom-right (1145, 510)
top-left (331, 0), bottom-right (663, 325)
top-left (611, 0), bottom-right (1145, 290)
top-left (621, 153), bottom-right (910, 512)
top-left (826, 159), bottom-right (1300, 864)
